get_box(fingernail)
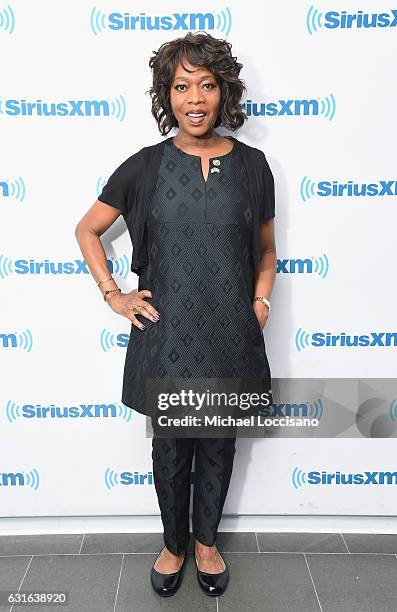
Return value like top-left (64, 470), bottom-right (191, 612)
top-left (140, 324), bottom-right (146, 330)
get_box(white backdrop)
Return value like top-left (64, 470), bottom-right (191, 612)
top-left (1, 1), bottom-right (396, 520)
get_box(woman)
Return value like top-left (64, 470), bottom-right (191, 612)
top-left (75, 31), bottom-right (276, 598)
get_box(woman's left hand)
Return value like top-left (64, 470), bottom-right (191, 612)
top-left (253, 301), bottom-right (270, 331)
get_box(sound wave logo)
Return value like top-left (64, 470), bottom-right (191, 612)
top-left (292, 466), bottom-right (307, 489)
top-left (309, 399), bottom-right (323, 420)
top-left (5, 400), bottom-right (21, 422)
top-left (110, 255), bottom-right (129, 279)
top-left (0, 255), bottom-right (13, 278)
top-left (216, 7), bottom-right (232, 35)
top-left (104, 468), bottom-right (120, 489)
top-left (0, 3), bottom-right (15, 34)
top-left (306, 5), bottom-right (323, 34)
top-left (0, 329), bottom-right (33, 351)
top-left (90, 7), bottom-right (232, 36)
top-left (295, 328), bottom-right (312, 352)
top-left (301, 176), bottom-right (316, 202)
top-left (18, 329), bottom-right (33, 351)
top-left (23, 468), bottom-right (40, 489)
top-left (100, 329), bottom-right (117, 352)
top-left (313, 254), bottom-right (329, 278)
top-left (389, 400), bottom-right (397, 421)
top-left (319, 93), bottom-right (336, 121)
top-left (117, 402), bottom-right (132, 422)
top-left (4, 400), bottom-right (132, 422)
top-left (0, 176), bottom-right (25, 201)
top-left (90, 6), bottom-right (106, 34)
top-left (108, 94), bottom-right (126, 122)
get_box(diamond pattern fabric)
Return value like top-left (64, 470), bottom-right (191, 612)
top-left (121, 139), bottom-right (271, 416)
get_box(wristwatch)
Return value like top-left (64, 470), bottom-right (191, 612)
top-left (253, 296), bottom-right (271, 312)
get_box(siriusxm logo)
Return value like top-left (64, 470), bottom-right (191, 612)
top-left (0, 95), bottom-right (338, 122)
top-left (0, 469), bottom-right (39, 489)
top-left (293, 467), bottom-right (397, 488)
top-left (241, 94), bottom-right (336, 121)
top-left (0, 255), bottom-right (129, 279)
top-left (90, 7), bottom-right (232, 36)
top-left (1, 329), bottom-right (33, 351)
top-left (0, 95), bottom-right (126, 121)
top-left (261, 400), bottom-right (323, 420)
top-left (307, 6), bottom-right (397, 34)
top-left (0, 176), bottom-right (25, 201)
top-left (296, 329), bottom-right (397, 351)
top-left (105, 468), bottom-right (154, 489)
top-left (0, 4), bottom-right (15, 35)
top-left (277, 255), bottom-right (329, 278)
top-left (5, 401), bottom-right (132, 422)
top-left (301, 177), bottom-right (397, 202)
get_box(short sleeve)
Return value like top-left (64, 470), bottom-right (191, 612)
top-left (259, 151), bottom-right (275, 222)
top-left (97, 165), bottom-right (127, 214)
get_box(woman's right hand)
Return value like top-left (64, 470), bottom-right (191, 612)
top-left (106, 289), bottom-right (160, 330)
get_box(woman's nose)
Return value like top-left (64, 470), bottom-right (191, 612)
top-left (187, 87), bottom-right (205, 104)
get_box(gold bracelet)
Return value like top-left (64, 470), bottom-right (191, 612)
top-left (97, 275), bottom-right (113, 287)
top-left (103, 287), bottom-right (121, 302)
top-left (253, 296), bottom-right (271, 312)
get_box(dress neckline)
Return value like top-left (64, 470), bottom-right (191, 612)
top-left (169, 136), bottom-right (236, 160)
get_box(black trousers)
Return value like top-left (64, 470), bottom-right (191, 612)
top-left (151, 435), bottom-right (237, 555)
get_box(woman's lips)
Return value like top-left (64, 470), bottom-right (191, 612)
top-left (185, 113), bottom-right (207, 125)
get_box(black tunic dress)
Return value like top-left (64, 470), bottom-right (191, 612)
top-left (121, 138), bottom-right (271, 416)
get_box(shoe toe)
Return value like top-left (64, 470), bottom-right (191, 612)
top-left (150, 567), bottom-right (181, 597)
top-left (150, 551), bottom-right (186, 597)
top-left (196, 564), bottom-right (229, 596)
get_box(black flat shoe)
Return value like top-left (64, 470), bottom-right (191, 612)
top-left (194, 549), bottom-right (230, 597)
top-left (150, 546), bottom-right (187, 597)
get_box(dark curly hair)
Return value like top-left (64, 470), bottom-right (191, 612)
top-left (147, 31), bottom-right (246, 136)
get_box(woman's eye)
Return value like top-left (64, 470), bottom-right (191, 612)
top-left (175, 83), bottom-right (216, 91)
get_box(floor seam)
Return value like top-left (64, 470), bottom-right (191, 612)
top-left (0, 550), bottom-right (396, 557)
top-left (9, 555), bottom-right (33, 612)
top-left (304, 553), bottom-right (324, 612)
top-left (78, 534), bottom-right (85, 554)
top-left (340, 533), bottom-right (350, 553)
top-left (113, 553), bottom-right (124, 612)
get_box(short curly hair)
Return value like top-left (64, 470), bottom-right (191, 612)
top-left (147, 31), bottom-right (246, 136)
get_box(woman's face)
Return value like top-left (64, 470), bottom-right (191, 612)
top-left (169, 58), bottom-right (221, 137)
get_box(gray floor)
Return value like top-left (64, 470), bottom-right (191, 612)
top-left (0, 531), bottom-right (397, 611)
